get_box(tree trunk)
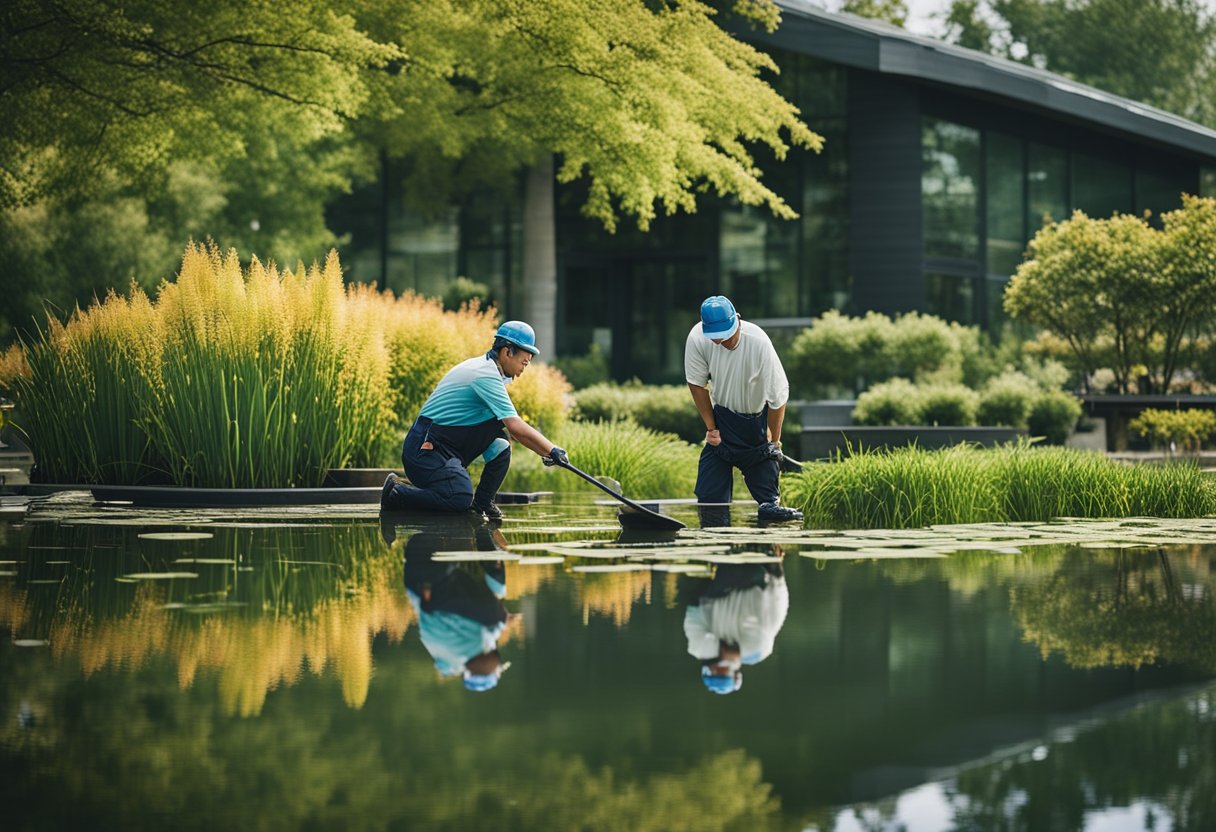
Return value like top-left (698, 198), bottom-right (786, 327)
top-left (522, 155), bottom-right (557, 361)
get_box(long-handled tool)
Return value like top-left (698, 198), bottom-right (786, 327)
top-left (554, 459), bottom-right (685, 531)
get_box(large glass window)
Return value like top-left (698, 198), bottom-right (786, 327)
top-left (1204, 167), bottom-right (1216, 198)
top-left (1135, 170), bottom-right (1192, 223)
top-left (923, 119), bottom-right (981, 260)
top-left (1072, 153), bottom-right (1132, 217)
top-left (1026, 143), bottom-right (1068, 237)
top-left (802, 118), bottom-right (850, 314)
top-left (924, 273), bottom-right (975, 325)
top-left (985, 132), bottom-right (1025, 276)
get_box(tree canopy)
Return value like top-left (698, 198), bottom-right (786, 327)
top-left (942, 0), bottom-right (1216, 128)
top-left (0, 0), bottom-right (820, 339)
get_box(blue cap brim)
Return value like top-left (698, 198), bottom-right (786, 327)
top-left (702, 316), bottom-right (739, 341)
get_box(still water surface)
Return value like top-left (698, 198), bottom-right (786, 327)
top-left (2, 494), bottom-right (1215, 831)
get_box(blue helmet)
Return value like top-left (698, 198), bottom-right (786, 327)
top-left (700, 296), bottom-right (739, 341)
top-left (494, 320), bottom-right (540, 355)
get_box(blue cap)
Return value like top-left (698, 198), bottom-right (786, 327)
top-left (700, 296), bottom-right (739, 341)
top-left (463, 672), bottom-right (500, 692)
top-left (495, 321), bottom-right (540, 355)
top-left (701, 665), bottom-right (743, 695)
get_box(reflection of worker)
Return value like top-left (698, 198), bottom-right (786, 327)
top-left (382, 320), bottom-right (569, 523)
top-left (402, 526), bottom-right (517, 692)
top-left (683, 560), bottom-right (789, 695)
top-left (685, 296), bottom-right (802, 523)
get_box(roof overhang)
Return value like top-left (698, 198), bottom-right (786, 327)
top-left (766, 1), bottom-right (1216, 162)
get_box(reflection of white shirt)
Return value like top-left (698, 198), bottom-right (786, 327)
top-left (684, 320), bottom-right (789, 415)
top-left (683, 576), bottom-right (789, 665)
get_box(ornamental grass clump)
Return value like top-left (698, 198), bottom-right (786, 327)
top-left (783, 442), bottom-right (1216, 529)
top-left (13, 242), bottom-right (567, 487)
top-left (500, 420), bottom-right (700, 498)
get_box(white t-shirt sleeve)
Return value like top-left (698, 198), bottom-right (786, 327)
top-left (684, 325), bottom-right (710, 388)
top-left (763, 337), bottom-right (790, 409)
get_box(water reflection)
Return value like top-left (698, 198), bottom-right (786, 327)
top-left (4, 498), bottom-right (1216, 829)
top-left (683, 558), bottom-right (788, 695)
top-left (402, 522), bottom-right (518, 692)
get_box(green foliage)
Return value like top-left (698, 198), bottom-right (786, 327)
top-left (852, 379), bottom-right (921, 426)
top-left (943, 0), bottom-right (1216, 129)
top-left (9, 244), bottom-right (560, 486)
top-left (552, 343), bottom-right (611, 390)
top-left (2, 0), bottom-right (819, 346)
top-left (885, 312), bottom-right (962, 381)
top-left (1130, 408), bottom-right (1216, 452)
top-left (440, 277), bottom-right (492, 312)
top-left (977, 371), bottom-right (1040, 428)
top-left (569, 382), bottom-right (703, 444)
top-left (918, 384), bottom-right (979, 427)
top-left (838, 0), bottom-right (909, 26)
top-left (501, 420), bottom-right (700, 498)
top-left (1002, 206), bottom-right (1216, 395)
top-left (783, 442), bottom-right (1216, 529)
top-left (1027, 390), bottom-right (1083, 445)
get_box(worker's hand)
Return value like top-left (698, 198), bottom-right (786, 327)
top-left (543, 445), bottom-right (569, 467)
top-left (705, 429), bottom-right (722, 446)
top-left (764, 441), bottom-right (784, 461)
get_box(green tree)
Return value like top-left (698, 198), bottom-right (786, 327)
top-left (2, 0), bottom-right (821, 352)
top-left (1004, 210), bottom-right (1165, 393)
top-left (942, 0), bottom-right (1216, 127)
top-left (838, 0), bottom-right (909, 27)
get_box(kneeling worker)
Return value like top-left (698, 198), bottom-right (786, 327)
top-left (382, 321), bottom-right (569, 521)
top-left (685, 296), bottom-right (802, 523)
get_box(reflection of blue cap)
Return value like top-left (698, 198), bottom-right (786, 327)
top-left (701, 665), bottom-right (742, 695)
top-left (463, 672), bottom-right (500, 692)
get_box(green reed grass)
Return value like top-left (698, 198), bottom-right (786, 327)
top-left (13, 243), bottom-right (574, 488)
top-left (783, 442), bottom-right (1216, 529)
top-left (500, 420), bottom-right (701, 499)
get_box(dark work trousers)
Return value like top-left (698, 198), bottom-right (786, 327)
top-left (694, 404), bottom-right (779, 507)
top-left (387, 416), bottom-right (511, 513)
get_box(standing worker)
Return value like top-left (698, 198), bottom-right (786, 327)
top-left (381, 321), bottom-right (569, 522)
top-left (685, 296), bottom-right (803, 523)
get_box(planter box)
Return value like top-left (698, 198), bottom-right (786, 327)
top-left (800, 426), bottom-right (1026, 460)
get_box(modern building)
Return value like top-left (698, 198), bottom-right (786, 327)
top-left (329, 1), bottom-right (1216, 384)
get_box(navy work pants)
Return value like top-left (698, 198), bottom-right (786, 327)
top-left (386, 416), bottom-right (510, 513)
top-left (695, 404), bottom-right (779, 507)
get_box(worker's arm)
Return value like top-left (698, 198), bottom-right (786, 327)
top-left (503, 415), bottom-right (558, 458)
top-left (767, 403), bottom-right (786, 448)
top-left (688, 383), bottom-right (721, 446)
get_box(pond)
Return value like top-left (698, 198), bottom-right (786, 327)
top-left (2, 493), bottom-right (1216, 831)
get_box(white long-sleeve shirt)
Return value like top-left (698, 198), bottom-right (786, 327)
top-left (684, 320), bottom-right (790, 415)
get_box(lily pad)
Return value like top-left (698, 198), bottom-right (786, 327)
top-left (120, 572), bottom-right (200, 580)
top-left (572, 564), bottom-right (651, 573)
top-left (137, 532), bottom-right (214, 541)
top-left (429, 551), bottom-right (521, 562)
top-left (514, 556), bottom-right (566, 566)
top-left (12, 639), bottom-right (50, 647)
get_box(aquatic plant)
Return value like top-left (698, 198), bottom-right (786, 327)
top-left (10, 243), bottom-right (571, 486)
top-left (783, 442), bottom-right (1216, 529)
top-left (500, 420), bottom-right (701, 499)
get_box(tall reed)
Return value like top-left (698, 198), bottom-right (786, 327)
top-left (783, 442), bottom-right (1216, 529)
top-left (13, 242), bottom-right (572, 487)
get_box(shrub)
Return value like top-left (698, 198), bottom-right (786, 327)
top-left (552, 343), bottom-right (610, 389)
top-left (918, 384), bottom-right (978, 426)
top-left (441, 276), bottom-right (492, 312)
top-left (1027, 391), bottom-right (1082, 445)
top-left (632, 385), bottom-right (703, 443)
top-left (852, 379), bottom-right (921, 426)
top-left (977, 371), bottom-right (1039, 428)
top-left (1129, 408), bottom-right (1216, 452)
top-left (571, 381), bottom-right (644, 423)
top-left (508, 362), bottom-right (572, 438)
top-left (886, 312), bottom-right (961, 381)
top-left (787, 310), bottom-right (867, 396)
